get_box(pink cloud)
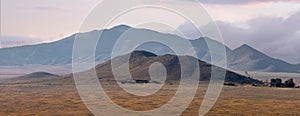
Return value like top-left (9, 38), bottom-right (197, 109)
top-left (188, 0), bottom-right (300, 5)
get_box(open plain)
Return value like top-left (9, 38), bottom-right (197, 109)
top-left (0, 76), bottom-right (299, 116)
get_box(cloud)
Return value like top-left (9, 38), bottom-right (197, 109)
top-left (183, 0), bottom-right (300, 5)
top-left (177, 10), bottom-right (300, 64)
top-left (220, 11), bottom-right (300, 64)
top-left (34, 6), bottom-right (66, 12)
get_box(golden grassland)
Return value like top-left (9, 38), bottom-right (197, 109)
top-left (0, 79), bottom-right (300, 116)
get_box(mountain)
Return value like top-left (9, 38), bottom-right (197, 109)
top-left (0, 25), bottom-right (226, 66)
top-left (0, 35), bottom-right (75, 65)
top-left (95, 51), bottom-right (262, 84)
top-left (228, 44), bottom-right (299, 73)
top-left (0, 25), bottom-right (131, 66)
top-left (0, 25), bottom-right (298, 73)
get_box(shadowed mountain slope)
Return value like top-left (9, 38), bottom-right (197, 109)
top-left (95, 51), bottom-right (262, 84)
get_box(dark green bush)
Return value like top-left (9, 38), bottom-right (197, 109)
top-left (284, 79), bottom-right (295, 88)
top-left (270, 78), bottom-right (283, 87)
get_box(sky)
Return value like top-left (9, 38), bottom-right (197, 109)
top-left (0, 0), bottom-right (300, 64)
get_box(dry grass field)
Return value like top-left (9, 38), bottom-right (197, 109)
top-left (0, 77), bottom-right (300, 116)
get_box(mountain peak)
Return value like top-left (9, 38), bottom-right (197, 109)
top-left (240, 44), bottom-right (252, 48)
top-left (235, 44), bottom-right (257, 52)
top-left (230, 44), bottom-right (269, 61)
top-left (130, 50), bottom-right (158, 58)
top-left (110, 24), bottom-right (131, 30)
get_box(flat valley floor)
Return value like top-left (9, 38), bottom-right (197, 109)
top-left (0, 78), bottom-right (300, 116)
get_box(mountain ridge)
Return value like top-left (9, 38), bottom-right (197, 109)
top-left (0, 25), bottom-right (298, 73)
top-left (228, 44), bottom-right (299, 73)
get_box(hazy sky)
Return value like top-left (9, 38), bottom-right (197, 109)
top-left (0, 0), bottom-right (300, 64)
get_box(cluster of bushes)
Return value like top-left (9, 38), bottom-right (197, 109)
top-left (270, 78), bottom-right (296, 88)
top-left (224, 82), bottom-right (237, 86)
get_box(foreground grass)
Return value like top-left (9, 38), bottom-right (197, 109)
top-left (0, 79), bottom-right (299, 116)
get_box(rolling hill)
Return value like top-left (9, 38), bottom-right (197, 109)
top-left (95, 51), bottom-right (262, 84)
top-left (3, 51), bottom-right (262, 85)
top-left (16, 72), bottom-right (57, 79)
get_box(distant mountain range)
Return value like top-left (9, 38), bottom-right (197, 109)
top-left (0, 25), bottom-right (299, 73)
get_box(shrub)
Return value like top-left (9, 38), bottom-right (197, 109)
top-left (284, 79), bottom-right (295, 88)
top-left (224, 82), bottom-right (236, 86)
top-left (270, 78), bottom-right (283, 87)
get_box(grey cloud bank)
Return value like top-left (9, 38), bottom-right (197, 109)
top-left (178, 10), bottom-right (300, 64)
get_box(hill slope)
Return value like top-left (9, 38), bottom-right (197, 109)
top-left (95, 51), bottom-right (262, 84)
top-left (16, 72), bottom-right (57, 79)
